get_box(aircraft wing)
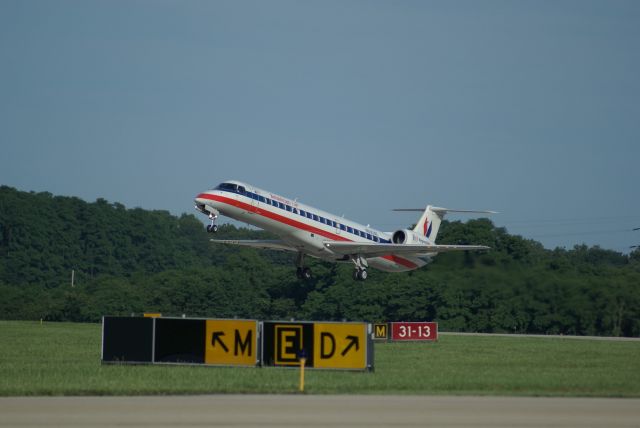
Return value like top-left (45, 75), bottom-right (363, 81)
top-left (210, 239), bottom-right (298, 252)
top-left (324, 242), bottom-right (490, 257)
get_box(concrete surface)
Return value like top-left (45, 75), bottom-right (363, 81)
top-left (1, 395), bottom-right (639, 428)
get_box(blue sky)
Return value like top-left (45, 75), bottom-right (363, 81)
top-left (1, 0), bottom-right (639, 252)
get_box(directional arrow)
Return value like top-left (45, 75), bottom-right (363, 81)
top-left (211, 331), bottom-right (229, 353)
top-left (341, 335), bottom-right (359, 356)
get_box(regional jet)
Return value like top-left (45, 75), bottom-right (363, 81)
top-left (195, 181), bottom-right (495, 281)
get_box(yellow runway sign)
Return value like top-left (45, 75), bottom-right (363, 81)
top-left (205, 320), bottom-right (257, 366)
top-left (313, 323), bottom-right (368, 370)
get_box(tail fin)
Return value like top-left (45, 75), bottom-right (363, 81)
top-left (394, 206), bottom-right (498, 243)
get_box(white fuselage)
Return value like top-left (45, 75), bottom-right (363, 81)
top-left (195, 181), bottom-right (427, 272)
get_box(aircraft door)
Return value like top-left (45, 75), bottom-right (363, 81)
top-left (334, 219), bottom-right (341, 235)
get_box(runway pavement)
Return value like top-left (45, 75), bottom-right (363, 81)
top-left (1, 395), bottom-right (639, 428)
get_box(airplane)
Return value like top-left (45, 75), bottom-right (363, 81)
top-left (194, 180), bottom-right (496, 281)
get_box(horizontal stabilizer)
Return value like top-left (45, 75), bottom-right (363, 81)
top-left (393, 207), bottom-right (498, 215)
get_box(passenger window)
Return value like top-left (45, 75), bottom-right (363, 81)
top-left (279, 203), bottom-right (285, 209)
top-left (340, 224), bottom-right (346, 231)
top-left (313, 214), bottom-right (319, 221)
top-left (347, 227), bottom-right (353, 233)
top-left (238, 186), bottom-right (245, 194)
top-left (286, 205), bottom-right (292, 212)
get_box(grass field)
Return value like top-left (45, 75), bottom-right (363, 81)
top-left (1, 320), bottom-right (639, 397)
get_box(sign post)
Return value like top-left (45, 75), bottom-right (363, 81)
top-left (299, 358), bottom-right (306, 392)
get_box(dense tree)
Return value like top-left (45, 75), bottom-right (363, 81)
top-left (1, 186), bottom-right (639, 336)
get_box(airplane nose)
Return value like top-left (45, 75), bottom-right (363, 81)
top-left (194, 192), bottom-right (219, 217)
top-left (194, 193), bottom-right (209, 205)
top-left (194, 193), bottom-right (212, 213)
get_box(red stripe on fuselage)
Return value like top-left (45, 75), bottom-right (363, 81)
top-left (198, 193), bottom-right (418, 270)
top-left (384, 255), bottom-right (418, 269)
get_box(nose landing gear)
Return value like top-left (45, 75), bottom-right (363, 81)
top-left (206, 213), bottom-right (218, 233)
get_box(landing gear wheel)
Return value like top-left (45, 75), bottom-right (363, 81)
top-left (296, 267), bottom-right (312, 280)
top-left (353, 269), bottom-right (368, 281)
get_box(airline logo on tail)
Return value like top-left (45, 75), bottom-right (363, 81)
top-left (423, 220), bottom-right (432, 238)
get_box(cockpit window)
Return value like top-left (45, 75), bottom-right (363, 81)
top-left (215, 182), bottom-right (238, 192)
top-left (215, 182), bottom-right (247, 194)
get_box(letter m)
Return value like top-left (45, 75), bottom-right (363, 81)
top-left (234, 329), bottom-right (252, 356)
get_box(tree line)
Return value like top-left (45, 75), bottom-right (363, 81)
top-left (1, 185), bottom-right (639, 336)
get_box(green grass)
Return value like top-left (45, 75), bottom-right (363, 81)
top-left (1, 320), bottom-right (639, 396)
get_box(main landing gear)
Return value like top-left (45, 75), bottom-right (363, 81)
top-left (351, 255), bottom-right (368, 281)
top-left (295, 252), bottom-right (312, 280)
top-left (292, 253), bottom-right (369, 281)
top-left (296, 267), bottom-right (312, 280)
top-left (206, 213), bottom-right (218, 233)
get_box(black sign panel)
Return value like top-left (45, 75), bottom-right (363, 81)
top-left (154, 318), bottom-right (206, 363)
top-left (102, 316), bottom-right (154, 363)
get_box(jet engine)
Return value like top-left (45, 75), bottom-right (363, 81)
top-left (391, 229), bottom-right (425, 245)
